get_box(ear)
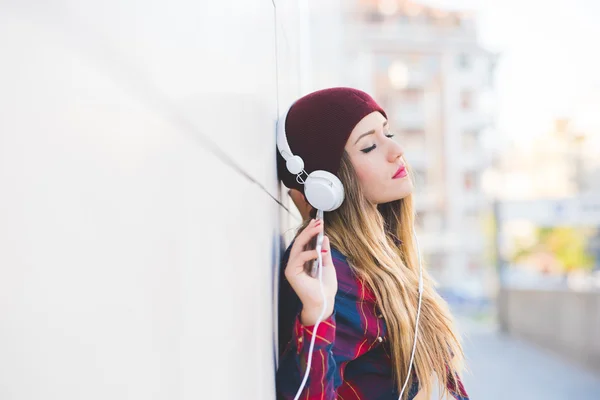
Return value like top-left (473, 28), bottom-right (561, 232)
top-left (288, 189), bottom-right (314, 221)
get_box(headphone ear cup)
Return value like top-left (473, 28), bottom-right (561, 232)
top-left (304, 170), bottom-right (345, 212)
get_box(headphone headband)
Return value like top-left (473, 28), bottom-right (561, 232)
top-left (276, 102), bottom-right (345, 212)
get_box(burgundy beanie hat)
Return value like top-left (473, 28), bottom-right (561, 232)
top-left (276, 87), bottom-right (387, 194)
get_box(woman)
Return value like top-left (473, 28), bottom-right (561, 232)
top-left (276, 87), bottom-right (468, 400)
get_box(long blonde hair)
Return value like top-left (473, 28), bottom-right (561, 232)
top-left (296, 152), bottom-right (465, 399)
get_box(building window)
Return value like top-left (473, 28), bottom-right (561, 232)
top-left (458, 53), bottom-right (470, 70)
top-left (377, 55), bottom-right (390, 72)
top-left (366, 11), bottom-right (384, 23)
top-left (430, 212), bottom-right (445, 231)
top-left (463, 210), bottom-right (480, 230)
top-left (401, 88), bottom-right (424, 102)
top-left (463, 170), bottom-right (478, 190)
top-left (407, 53), bottom-right (423, 67)
top-left (462, 130), bottom-right (478, 151)
top-left (423, 55), bottom-right (440, 75)
top-left (460, 90), bottom-right (473, 110)
top-left (388, 61), bottom-right (410, 89)
top-left (468, 256), bottom-right (479, 272)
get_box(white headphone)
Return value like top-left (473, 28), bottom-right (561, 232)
top-left (276, 104), bottom-right (423, 400)
top-left (276, 104), bottom-right (345, 212)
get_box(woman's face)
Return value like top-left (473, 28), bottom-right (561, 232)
top-left (344, 111), bottom-right (413, 205)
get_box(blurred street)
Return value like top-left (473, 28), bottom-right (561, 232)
top-left (455, 315), bottom-right (600, 400)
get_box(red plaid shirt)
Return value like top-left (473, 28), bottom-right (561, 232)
top-left (277, 244), bottom-right (469, 400)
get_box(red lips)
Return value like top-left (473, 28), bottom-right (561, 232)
top-left (393, 165), bottom-right (407, 179)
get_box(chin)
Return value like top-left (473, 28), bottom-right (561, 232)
top-left (368, 179), bottom-right (415, 204)
top-left (375, 192), bottom-right (413, 205)
top-left (378, 182), bottom-right (414, 204)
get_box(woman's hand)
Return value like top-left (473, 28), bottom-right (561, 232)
top-left (285, 219), bottom-right (338, 326)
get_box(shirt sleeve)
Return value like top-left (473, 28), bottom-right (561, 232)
top-left (276, 256), bottom-right (367, 400)
top-left (276, 312), bottom-right (337, 400)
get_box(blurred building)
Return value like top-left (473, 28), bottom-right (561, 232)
top-left (491, 105), bottom-right (600, 275)
top-left (324, 0), bottom-right (497, 290)
top-left (494, 118), bottom-right (600, 201)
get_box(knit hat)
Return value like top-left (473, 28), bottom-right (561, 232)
top-left (276, 87), bottom-right (387, 194)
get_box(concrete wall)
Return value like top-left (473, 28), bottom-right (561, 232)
top-left (0, 1), bottom-right (304, 399)
top-left (498, 288), bottom-right (600, 374)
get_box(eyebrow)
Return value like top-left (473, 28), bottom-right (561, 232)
top-left (354, 121), bottom-right (389, 145)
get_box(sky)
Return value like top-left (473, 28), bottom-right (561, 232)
top-left (422, 0), bottom-right (600, 146)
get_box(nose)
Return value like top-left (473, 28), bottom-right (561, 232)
top-left (387, 137), bottom-right (404, 163)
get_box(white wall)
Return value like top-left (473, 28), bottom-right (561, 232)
top-left (0, 1), bottom-right (304, 399)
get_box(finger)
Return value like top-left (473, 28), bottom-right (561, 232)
top-left (286, 249), bottom-right (319, 276)
top-left (289, 219), bottom-right (315, 260)
top-left (290, 219), bottom-right (323, 258)
top-left (297, 249), bottom-right (319, 264)
top-left (289, 218), bottom-right (317, 259)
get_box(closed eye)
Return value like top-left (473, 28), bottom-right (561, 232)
top-left (360, 133), bottom-right (395, 153)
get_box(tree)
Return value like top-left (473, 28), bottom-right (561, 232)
top-left (513, 226), bottom-right (595, 272)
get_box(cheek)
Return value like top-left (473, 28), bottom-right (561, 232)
top-left (352, 159), bottom-right (379, 186)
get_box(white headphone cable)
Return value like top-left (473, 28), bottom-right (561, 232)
top-left (293, 209), bottom-right (326, 400)
top-left (398, 229), bottom-right (424, 399)
top-left (292, 217), bottom-right (423, 400)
